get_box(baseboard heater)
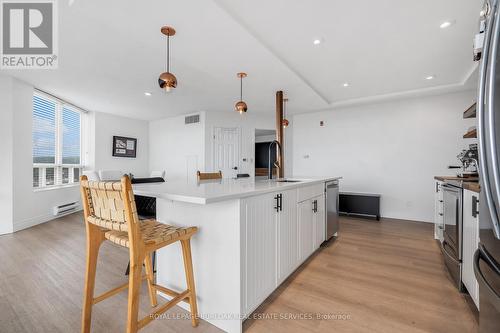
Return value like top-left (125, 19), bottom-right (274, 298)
top-left (339, 192), bottom-right (381, 221)
top-left (53, 202), bottom-right (78, 216)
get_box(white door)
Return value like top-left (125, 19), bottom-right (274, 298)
top-left (277, 189), bottom-right (299, 284)
top-left (313, 195), bottom-right (326, 248)
top-left (241, 192), bottom-right (278, 316)
top-left (213, 127), bottom-right (240, 178)
top-left (298, 200), bottom-right (314, 261)
top-left (462, 189), bottom-right (480, 309)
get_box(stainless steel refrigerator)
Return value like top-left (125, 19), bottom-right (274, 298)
top-left (475, 1), bottom-right (500, 332)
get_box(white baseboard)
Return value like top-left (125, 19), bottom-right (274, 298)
top-left (13, 207), bottom-right (83, 232)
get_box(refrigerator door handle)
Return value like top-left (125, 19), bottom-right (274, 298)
top-left (441, 241), bottom-right (460, 265)
top-left (479, 2), bottom-right (500, 239)
top-left (487, 2), bottom-right (500, 239)
top-left (474, 245), bottom-right (500, 312)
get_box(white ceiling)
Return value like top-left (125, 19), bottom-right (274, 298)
top-left (3, 0), bottom-right (481, 120)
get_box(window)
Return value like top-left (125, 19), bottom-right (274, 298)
top-left (32, 92), bottom-right (84, 188)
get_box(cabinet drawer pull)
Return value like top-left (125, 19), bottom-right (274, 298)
top-left (274, 195), bottom-right (280, 213)
top-left (472, 195), bottom-right (479, 218)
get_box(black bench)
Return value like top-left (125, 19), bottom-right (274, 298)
top-left (339, 192), bottom-right (381, 220)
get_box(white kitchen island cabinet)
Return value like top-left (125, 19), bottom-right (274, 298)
top-left (462, 188), bottom-right (480, 309)
top-left (133, 177), bottom-right (340, 333)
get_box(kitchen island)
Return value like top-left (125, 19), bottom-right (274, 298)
top-left (134, 177), bottom-right (340, 333)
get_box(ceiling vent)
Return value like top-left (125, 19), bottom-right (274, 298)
top-left (185, 114), bottom-right (200, 125)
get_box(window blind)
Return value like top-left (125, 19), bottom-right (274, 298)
top-left (32, 95), bottom-right (56, 164)
top-left (32, 92), bottom-right (84, 188)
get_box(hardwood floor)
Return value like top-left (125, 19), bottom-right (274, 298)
top-left (0, 214), bottom-right (477, 333)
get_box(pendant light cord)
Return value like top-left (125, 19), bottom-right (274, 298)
top-left (167, 35), bottom-right (170, 73)
top-left (240, 76), bottom-right (243, 101)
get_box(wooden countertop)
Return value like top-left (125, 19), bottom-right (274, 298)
top-left (463, 182), bottom-right (480, 193)
top-left (434, 176), bottom-right (480, 192)
top-left (434, 176), bottom-right (479, 182)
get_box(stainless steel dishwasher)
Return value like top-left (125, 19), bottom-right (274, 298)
top-left (325, 180), bottom-right (339, 240)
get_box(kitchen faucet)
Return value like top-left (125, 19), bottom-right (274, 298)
top-left (268, 140), bottom-right (281, 180)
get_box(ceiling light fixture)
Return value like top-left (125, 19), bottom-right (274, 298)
top-left (313, 38), bottom-right (322, 45)
top-left (343, 82), bottom-right (350, 87)
top-left (440, 20), bottom-right (455, 29)
top-left (235, 72), bottom-right (248, 114)
top-left (425, 75), bottom-right (435, 80)
top-left (282, 98), bottom-right (289, 128)
top-left (144, 92), bottom-right (152, 96)
top-left (158, 26), bottom-right (177, 92)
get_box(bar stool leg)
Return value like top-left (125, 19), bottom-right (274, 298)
top-left (180, 238), bottom-right (199, 327)
top-left (144, 253), bottom-right (158, 307)
top-left (126, 257), bottom-right (144, 333)
top-left (81, 226), bottom-right (104, 333)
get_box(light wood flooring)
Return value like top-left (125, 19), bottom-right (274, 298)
top-left (0, 213), bottom-right (477, 333)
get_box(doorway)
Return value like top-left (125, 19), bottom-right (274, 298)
top-left (213, 127), bottom-right (240, 178)
top-left (255, 129), bottom-right (276, 178)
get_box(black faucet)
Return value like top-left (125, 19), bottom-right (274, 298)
top-left (268, 140), bottom-right (282, 180)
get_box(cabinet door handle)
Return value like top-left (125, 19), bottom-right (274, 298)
top-left (279, 193), bottom-right (283, 212)
top-left (274, 195), bottom-right (280, 213)
top-left (472, 195), bottom-right (479, 218)
top-left (439, 213), bottom-right (443, 216)
top-left (439, 200), bottom-right (443, 203)
top-left (312, 200), bottom-right (318, 213)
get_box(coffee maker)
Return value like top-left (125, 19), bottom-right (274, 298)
top-left (453, 144), bottom-right (479, 178)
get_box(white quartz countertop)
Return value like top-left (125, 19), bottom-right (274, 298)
top-left (133, 176), bottom-right (341, 204)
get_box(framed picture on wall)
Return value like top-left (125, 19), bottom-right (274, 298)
top-left (112, 136), bottom-right (137, 158)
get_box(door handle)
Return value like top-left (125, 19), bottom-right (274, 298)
top-left (440, 241), bottom-right (460, 265)
top-left (478, 2), bottom-right (500, 239)
top-left (472, 195), bottom-right (479, 218)
top-left (474, 245), bottom-right (500, 311)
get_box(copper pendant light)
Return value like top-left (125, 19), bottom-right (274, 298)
top-left (158, 26), bottom-right (177, 92)
top-left (282, 98), bottom-right (289, 128)
top-left (235, 72), bottom-right (248, 114)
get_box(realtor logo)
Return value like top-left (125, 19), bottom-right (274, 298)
top-left (1, 0), bottom-right (58, 69)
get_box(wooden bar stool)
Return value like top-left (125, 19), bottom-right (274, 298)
top-left (79, 175), bottom-right (199, 333)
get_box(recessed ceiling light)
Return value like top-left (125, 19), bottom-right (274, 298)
top-left (144, 92), bottom-right (152, 96)
top-left (440, 20), bottom-right (455, 29)
top-left (425, 75), bottom-right (435, 80)
top-left (343, 82), bottom-right (350, 87)
top-left (313, 38), bottom-right (322, 45)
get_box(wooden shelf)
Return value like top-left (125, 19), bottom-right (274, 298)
top-left (463, 128), bottom-right (477, 139)
top-left (463, 103), bottom-right (477, 119)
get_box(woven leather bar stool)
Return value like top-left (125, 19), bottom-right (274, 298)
top-left (79, 175), bottom-right (199, 333)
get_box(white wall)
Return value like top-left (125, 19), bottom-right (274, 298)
top-left (90, 112), bottom-right (149, 177)
top-left (149, 112), bottom-right (206, 181)
top-left (7, 78), bottom-right (82, 232)
top-left (0, 76), bottom-right (14, 234)
top-left (0, 75), bottom-right (151, 233)
top-left (149, 111), bottom-right (276, 180)
top-left (293, 90), bottom-right (477, 222)
top-left (205, 112), bottom-right (275, 177)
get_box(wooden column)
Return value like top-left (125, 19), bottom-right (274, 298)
top-left (276, 91), bottom-right (284, 178)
